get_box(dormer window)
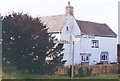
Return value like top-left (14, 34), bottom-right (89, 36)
top-left (66, 26), bottom-right (69, 31)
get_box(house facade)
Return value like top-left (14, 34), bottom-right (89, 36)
top-left (41, 2), bottom-right (117, 65)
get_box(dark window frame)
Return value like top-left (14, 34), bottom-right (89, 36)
top-left (66, 26), bottom-right (69, 31)
top-left (91, 40), bottom-right (99, 48)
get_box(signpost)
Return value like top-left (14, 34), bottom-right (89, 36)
top-left (54, 40), bottom-right (70, 44)
top-left (54, 35), bottom-right (80, 79)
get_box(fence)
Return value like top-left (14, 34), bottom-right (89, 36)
top-left (55, 64), bottom-right (118, 76)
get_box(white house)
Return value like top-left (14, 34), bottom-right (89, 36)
top-left (41, 2), bottom-right (117, 65)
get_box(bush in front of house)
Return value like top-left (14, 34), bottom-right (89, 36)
top-left (118, 65), bottom-right (120, 74)
top-left (78, 67), bottom-right (84, 77)
top-left (86, 67), bottom-right (92, 76)
top-left (96, 62), bottom-right (103, 65)
top-left (110, 62), bottom-right (117, 64)
top-left (78, 67), bottom-right (92, 77)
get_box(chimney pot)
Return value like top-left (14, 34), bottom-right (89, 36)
top-left (68, 1), bottom-right (70, 6)
top-left (66, 1), bottom-right (74, 16)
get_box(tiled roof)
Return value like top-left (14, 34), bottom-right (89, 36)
top-left (76, 20), bottom-right (117, 37)
top-left (40, 15), bottom-right (117, 37)
top-left (40, 14), bottom-right (68, 33)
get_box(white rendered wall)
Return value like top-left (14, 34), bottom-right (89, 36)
top-left (53, 16), bottom-right (117, 65)
top-left (74, 36), bottom-right (117, 65)
top-left (60, 16), bottom-right (81, 65)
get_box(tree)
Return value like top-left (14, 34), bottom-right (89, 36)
top-left (2, 12), bottom-right (64, 74)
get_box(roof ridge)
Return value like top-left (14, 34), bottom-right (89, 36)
top-left (40, 14), bottom-right (66, 18)
top-left (76, 19), bottom-right (106, 25)
top-left (76, 19), bottom-right (117, 38)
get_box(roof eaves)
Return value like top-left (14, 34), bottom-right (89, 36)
top-left (103, 24), bottom-right (117, 36)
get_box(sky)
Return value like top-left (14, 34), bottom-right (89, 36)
top-left (0, 0), bottom-right (119, 35)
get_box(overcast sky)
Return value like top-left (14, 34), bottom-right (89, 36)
top-left (0, 0), bottom-right (119, 34)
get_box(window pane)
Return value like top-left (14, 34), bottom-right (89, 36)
top-left (101, 54), bottom-right (108, 60)
top-left (101, 52), bottom-right (109, 61)
top-left (92, 40), bottom-right (99, 48)
top-left (102, 56), bottom-right (104, 60)
top-left (81, 56), bottom-right (84, 61)
top-left (106, 55), bottom-right (107, 60)
top-left (86, 56), bottom-right (88, 60)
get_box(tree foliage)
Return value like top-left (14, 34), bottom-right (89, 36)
top-left (2, 12), bottom-right (64, 74)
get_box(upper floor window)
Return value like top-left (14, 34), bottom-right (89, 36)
top-left (66, 26), bottom-right (69, 31)
top-left (91, 40), bottom-right (99, 48)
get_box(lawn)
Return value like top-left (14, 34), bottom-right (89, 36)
top-left (2, 66), bottom-right (120, 79)
top-left (23, 74), bottom-right (119, 79)
top-left (2, 71), bottom-right (120, 79)
top-left (0, 69), bottom-right (1, 80)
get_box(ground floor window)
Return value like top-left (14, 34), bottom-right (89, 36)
top-left (81, 55), bottom-right (89, 61)
top-left (100, 51), bottom-right (109, 63)
top-left (80, 53), bottom-right (91, 64)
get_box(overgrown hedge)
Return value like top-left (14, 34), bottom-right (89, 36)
top-left (55, 64), bottom-right (118, 77)
top-left (78, 67), bottom-right (92, 77)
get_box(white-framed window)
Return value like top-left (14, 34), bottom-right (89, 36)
top-left (100, 51), bottom-right (109, 61)
top-left (91, 40), bottom-right (99, 48)
top-left (80, 53), bottom-right (91, 62)
top-left (81, 55), bottom-right (89, 62)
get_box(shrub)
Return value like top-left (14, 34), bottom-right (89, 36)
top-left (78, 67), bottom-right (84, 77)
top-left (78, 67), bottom-right (92, 77)
top-left (118, 67), bottom-right (120, 74)
top-left (110, 62), bottom-right (117, 64)
top-left (96, 62), bottom-right (103, 65)
top-left (86, 67), bottom-right (92, 76)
